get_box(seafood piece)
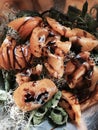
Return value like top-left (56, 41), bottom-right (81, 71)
top-left (70, 36), bottom-right (98, 52)
top-left (42, 37), bottom-right (58, 56)
top-left (8, 16), bottom-right (42, 39)
top-left (65, 52), bottom-right (95, 88)
top-left (14, 44), bottom-right (32, 70)
top-left (71, 28), bottom-right (96, 39)
top-left (43, 37), bottom-right (71, 57)
top-left (31, 64), bottom-right (43, 75)
top-left (65, 60), bottom-right (76, 75)
top-left (79, 78), bottom-right (98, 111)
top-left (59, 90), bottom-right (81, 124)
top-left (0, 36), bottom-right (16, 70)
top-left (46, 17), bottom-right (72, 37)
top-left (89, 66), bottom-right (98, 92)
top-left (30, 26), bottom-right (49, 57)
top-left (16, 72), bottom-right (31, 86)
top-left (13, 78), bottom-right (58, 111)
top-left (1, 36), bottom-right (16, 47)
top-left (46, 17), bottom-right (96, 39)
top-left (46, 17), bottom-right (65, 35)
top-left (16, 64), bottom-right (43, 86)
top-left (55, 40), bottom-right (71, 56)
top-left (80, 84), bottom-right (98, 111)
top-left (45, 53), bottom-right (64, 78)
top-left (0, 36), bottom-right (33, 70)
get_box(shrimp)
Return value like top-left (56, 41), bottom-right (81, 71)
top-left (80, 84), bottom-right (98, 111)
top-left (8, 16), bottom-right (42, 40)
top-left (46, 17), bottom-right (72, 37)
top-left (65, 52), bottom-right (96, 89)
top-left (89, 66), bottom-right (98, 92)
top-left (0, 36), bottom-right (33, 70)
top-left (30, 26), bottom-right (49, 57)
top-left (59, 90), bottom-right (81, 124)
top-left (16, 64), bottom-right (43, 86)
top-left (46, 17), bottom-right (96, 39)
top-left (13, 78), bottom-right (58, 111)
top-left (16, 73), bottom-right (31, 86)
top-left (55, 40), bottom-right (71, 56)
top-left (0, 36), bottom-right (16, 70)
top-left (46, 17), bottom-right (98, 51)
top-left (71, 28), bottom-right (96, 39)
top-left (69, 36), bottom-right (98, 52)
top-left (0, 16), bottom-right (42, 70)
top-left (45, 53), bottom-right (64, 78)
top-left (43, 37), bottom-right (71, 57)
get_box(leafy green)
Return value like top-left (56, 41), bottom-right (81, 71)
top-left (44, 91), bottom-right (62, 109)
top-left (49, 106), bottom-right (68, 125)
top-left (81, 1), bottom-right (88, 18)
top-left (16, 10), bottom-right (41, 18)
top-left (30, 91), bottom-right (63, 125)
top-left (42, 2), bottom-right (98, 37)
top-left (32, 107), bottom-right (48, 125)
top-left (48, 8), bottom-right (72, 27)
top-left (85, 14), bottom-right (98, 32)
top-left (67, 6), bottom-right (81, 22)
top-left (2, 70), bottom-right (16, 91)
top-left (67, 3), bottom-right (98, 32)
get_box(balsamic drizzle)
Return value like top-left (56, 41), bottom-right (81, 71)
top-left (24, 91), bottom-right (49, 105)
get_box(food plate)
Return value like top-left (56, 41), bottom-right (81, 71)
top-left (0, 0), bottom-right (98, 130)
top-left (0, 102), bottom-right (98, 130)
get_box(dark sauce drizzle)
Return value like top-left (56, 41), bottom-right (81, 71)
top-left (35, 91), bottom-right (49, 104)
top-left (24, 92), bottom-right (35, 102)
top-left (24, 91), bottom-right (49, 105)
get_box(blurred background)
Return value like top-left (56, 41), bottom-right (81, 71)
top-left (0, 0), bottom-right (97, 12)
top-left (0, 0), bottom-right (98, 42)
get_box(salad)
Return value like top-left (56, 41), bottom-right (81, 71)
top-left (0, 1), bottom-right (98, 130)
